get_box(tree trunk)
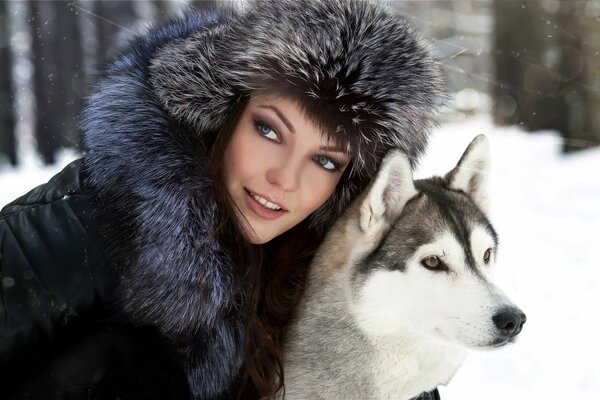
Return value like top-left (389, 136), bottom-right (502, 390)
top-left (93, 0), bottom-right (137, 63)
top-left (492, 0), bottom-right (558, 130)
top-left (492, 0), bottom-right (598, 152)
top-left (0, 0), bottom-right (17, 166)
top-left (556, 0), bottom-right (600, 152)
top-left (29, 0), bottom-right (84, 164)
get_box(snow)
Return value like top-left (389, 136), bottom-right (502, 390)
top-left (1, 114), bottom-right (599, 399)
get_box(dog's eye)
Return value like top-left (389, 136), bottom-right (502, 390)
top-left (484, 248), bottom-right (492, 264)
top-left (421, 255), bottom-right (441, 269)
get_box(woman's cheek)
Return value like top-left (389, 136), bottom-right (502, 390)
top-left (301, 171), bottom-right (338, 213)
top-left (234, 132), bottom-right (274, 176)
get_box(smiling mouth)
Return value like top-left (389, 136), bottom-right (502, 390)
top-left (244, 188), bottom-right (287, 212)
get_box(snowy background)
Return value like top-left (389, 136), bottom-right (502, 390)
top-left (2, 113), bottom-right (598, 400)
top-left (1, 0), bottom-right (599, 398)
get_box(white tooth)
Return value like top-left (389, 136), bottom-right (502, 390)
top-left (252, 194), bottom-right (264, 205)
top-left (251, 193), bottom-right (281, 211)
top-left (266, 201), bottom-right (281, 210)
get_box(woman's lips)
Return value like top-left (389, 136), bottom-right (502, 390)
top-left (244, 188), bottom-right (287, 220)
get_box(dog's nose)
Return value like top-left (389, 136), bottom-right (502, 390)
top-left (492, 308), bottom-right (527, 337)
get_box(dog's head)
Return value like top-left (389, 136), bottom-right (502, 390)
top-left (343, 135), bottom-right (526, 349)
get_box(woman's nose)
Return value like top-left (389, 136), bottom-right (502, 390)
top-left (266, 159), bottom-right (301, 192)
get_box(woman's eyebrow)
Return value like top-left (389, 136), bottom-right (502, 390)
top-left (319, 145), bottom-right (348, 154)
top-left (258, 104), bottom-right (296, 133)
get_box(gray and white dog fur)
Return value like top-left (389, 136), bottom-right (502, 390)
top-left (282, 135), bottom-right (526, 399)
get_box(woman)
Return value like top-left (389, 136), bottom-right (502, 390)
top-left (0, 0), bottom-right (443, 399)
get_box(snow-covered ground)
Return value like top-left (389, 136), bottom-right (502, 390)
top-left (1, 114), bottom-right (598, 399)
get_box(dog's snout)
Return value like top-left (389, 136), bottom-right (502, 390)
top-left (492, 308), bottom-right (526, 338)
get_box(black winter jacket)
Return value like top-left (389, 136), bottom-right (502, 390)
top-left (0, 9), bottom-right (246, 400)
top-left (0, 160), bottom-right (191, 399)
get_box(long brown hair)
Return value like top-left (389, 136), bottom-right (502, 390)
top-left (205, 93), bottom-right (349, 399)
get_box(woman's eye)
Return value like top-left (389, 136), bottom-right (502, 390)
top-left (255, 122), bottom-right (279, 142)
top-left (315, 156), bottom-right (338, 171)
top-left (315, 156), bottom-right (337, 171)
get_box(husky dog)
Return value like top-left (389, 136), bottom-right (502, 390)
top-left (283, 135), bottom-right (526, 400)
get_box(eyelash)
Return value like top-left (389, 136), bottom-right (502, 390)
top-left (252, 120), bottom-right (343, 173)
top-left (254, 120), bottom-right (280, 142)
top-left (314, 155), bottom-right (342, 172)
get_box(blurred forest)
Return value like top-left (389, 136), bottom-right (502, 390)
top-left (0, 0), bottom-right (599, 167)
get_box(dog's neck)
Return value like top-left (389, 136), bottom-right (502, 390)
top-left (288, 261), bottom-right (467, 400)
top-left (284, 279), bottom-right (376, 398)
top-left (369, 332), bottom-right (466, 399)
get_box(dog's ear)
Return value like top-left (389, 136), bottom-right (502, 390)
top-left (445, 134), bottom-right (491, 214)
top-left (359, 149), bottom-right (416, 236)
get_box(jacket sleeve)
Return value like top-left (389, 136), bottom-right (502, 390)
top-left (0, 159), bottom-right (109, 373)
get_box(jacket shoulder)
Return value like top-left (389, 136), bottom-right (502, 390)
top-left (1, 159), bottom-right (86, 217)
top-left (0, 158), bottom-right (111, 374)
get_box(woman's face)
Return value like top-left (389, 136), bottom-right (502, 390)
top-left (223, 94), bottom-right (350, 244)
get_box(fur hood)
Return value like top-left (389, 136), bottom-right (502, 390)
top-left (151, 0), bottom-right (443, 230)
top-left (80, 0), bottom-right (443, 398)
